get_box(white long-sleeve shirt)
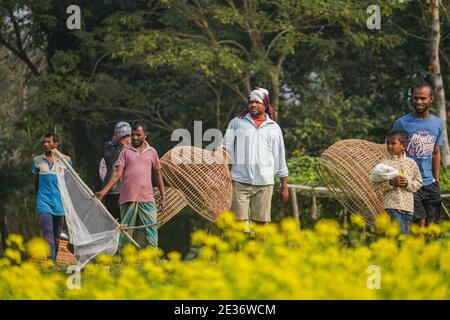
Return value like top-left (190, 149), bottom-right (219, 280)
top-left (221, 113), bottom-right (288, 185)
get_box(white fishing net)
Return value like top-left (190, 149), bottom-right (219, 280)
top-left (55, 154), bottom-right (120, 270)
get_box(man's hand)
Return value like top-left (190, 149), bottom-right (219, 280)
top-left (95, 190), bottom-right (106, 201)
top-left (157, 196), bottom-right (166, 212)
top-left (389, 176), bottom-right (408, 188)
top-left (279, 185), bottom-right (289, 204)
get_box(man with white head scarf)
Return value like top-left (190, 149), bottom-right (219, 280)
top-left (221, 87), bottom-right (289, 228)
top-left (237, 87), bottom-right (278, 122)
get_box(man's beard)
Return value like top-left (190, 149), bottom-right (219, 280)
top-left (132, 140), bottom-right (143, 147)
top-left (249, 109), bottom-right (263, 116)
top-left (415, 105), bottom-right (429, 113)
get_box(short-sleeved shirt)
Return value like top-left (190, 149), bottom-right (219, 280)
top-left (32, 153), bottom-right (72, 216)
top-left (116, 141), bottom-right (160, 204)
top-left (393, 113), bottom-right (443, 186)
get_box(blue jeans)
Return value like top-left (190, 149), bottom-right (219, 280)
top-left (38, 212), bottom-right (65, 261)
top-left (386, 209), bottom-right (413, 235)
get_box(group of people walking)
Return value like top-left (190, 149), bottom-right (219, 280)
top-left (31, 87), bottom-right (290, 260)
top-left (32, 83), bottom-right (444, 261)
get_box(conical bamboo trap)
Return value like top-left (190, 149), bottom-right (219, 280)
top-left (316, 139), bottom-right (387, 226)
top-left (160, 146), bottom-right (232, 222)
top-left (154, 187), bottom-right (189, 228)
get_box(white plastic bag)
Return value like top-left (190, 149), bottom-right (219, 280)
top-left (370, 163), bottom-right (399, 183)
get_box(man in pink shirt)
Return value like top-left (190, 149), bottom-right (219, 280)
top-left (96, 121), bottom-right (165, 248)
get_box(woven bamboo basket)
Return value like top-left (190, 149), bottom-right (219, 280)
top-left (31, 239), bottom-right (76, 266)
top-left (160, 146), bottom-right (232, 222)
top-left (316, 139), bottom-right (387, 226)
top-left (154, 187), bottom-right (189, 228)
top-left (56, 239), bottom-right (77, 265)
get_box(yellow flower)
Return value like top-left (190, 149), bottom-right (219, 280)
top-left (6, 234), bottom-right (25, 252)
top-left (216, 210), bottom-right (236, 229)
top-left (352, 214), bottom-right (366, 228)
top-left (1, 213), bottom-right (450, 299)
top-left (280, 218), bottom-right (300, 233)
top-left (314, 220), bottom-right (341, 241)
top-left (167, 251), bottom-right (182, 262)
top-left (426, 224), bottom-right (441, 236)
top-left (27, 238), bottom-right (50, 258)
top-left (95, 254), bottom-right (112, 265)
top-left (375, 212), bottom-right (400, 237)
top-left (4, 248), bottom-right (22, 264)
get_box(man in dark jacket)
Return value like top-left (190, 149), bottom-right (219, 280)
top-left (99, 122), bottom-right (131, 220)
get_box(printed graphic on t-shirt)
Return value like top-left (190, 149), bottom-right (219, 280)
top-left (406, 129), bottom-right (436, 159)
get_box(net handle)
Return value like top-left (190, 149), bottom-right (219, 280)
top-left (121, 221), bottom-right (161, 230)
top-left (52, 149), bottom-right (141, 249)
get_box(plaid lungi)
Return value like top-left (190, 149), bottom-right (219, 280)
top-left (120, 202), bottom-right (157, 248)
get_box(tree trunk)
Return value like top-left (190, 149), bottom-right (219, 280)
top-left (270, 71), bottom-right (280, 108)
top-left (0, 204), bottom-right (9, 252)
top-left (430, 0), bottom-right (450, 167)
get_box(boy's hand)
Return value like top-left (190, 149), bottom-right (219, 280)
top-left (389, 176), bottom-right (408, 187)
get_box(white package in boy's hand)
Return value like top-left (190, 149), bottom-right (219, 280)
top-left (370, 163), bottom-right (400, 183)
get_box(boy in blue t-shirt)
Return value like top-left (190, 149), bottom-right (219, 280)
top-left (393, 83), bottom-right (442, 226)
top-left (32, 133), bottom-right (72, 261)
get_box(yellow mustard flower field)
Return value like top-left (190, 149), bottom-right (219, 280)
top-left (1, 211), bottom-right (450, 300)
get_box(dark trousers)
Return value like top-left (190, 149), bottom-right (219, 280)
top-left (104, 194), bottom-right (121, 221)
top-left (413, 182), bottom-right (441, 224)
top-left (38, 212), bottom-right (64, 261)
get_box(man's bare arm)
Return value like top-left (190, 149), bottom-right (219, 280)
top-left (216, 146), bottom-right (232, 165)
top-left (34, 175), bottom-right (39, 196)
top-left (432, 145), bottom-right (441, 183)
top-left (96, 165), bottom-right (124, 199)
top-left (279, 176), bottom-right (289, 204)
top-left (154, 168), bottom-right (166, 211)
